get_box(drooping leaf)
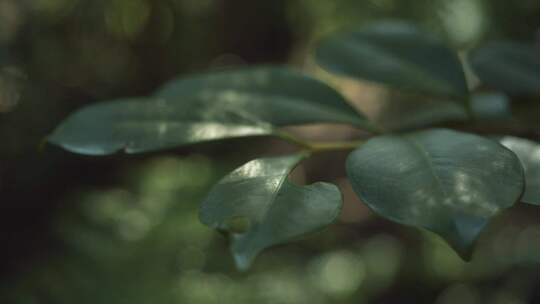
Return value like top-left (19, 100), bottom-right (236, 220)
top-left (155, 66), bottom-right (373, 129)
top-left (199, 154), bottom-right (343, 270)
top-left (49, 66), bottom-right (377, 155)
top-left (48, 97), bottom-right (274, 155)
top-left (316, 21), bottom-right (469, 98)
top-left (500, 136), bottom-right (540, 205)
top-left (346, 129), bottom-right (524, 258)
top-left (374, 93), bottom-right (510, 131)
top-left (469, 41), bottom-right (540, 96)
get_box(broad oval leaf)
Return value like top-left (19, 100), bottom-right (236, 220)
top-left (155, 66), bottom-right (373, 129)
top-left (48, 97), bottom-right (273, 155)
top-left (469, 41), bottom-right (540, 96)
top-left (500, 136), bottom-right (540, 205)
top-left (199, 154), bottom-right (343, 270)
top-left (316, 21), bottom-right (469, 98)
top-left (346, 129), bottom-right (524, 258)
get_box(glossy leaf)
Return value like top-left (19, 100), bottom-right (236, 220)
top-left (375, 93), bottom-right (510, 131)
top-left (500, 136), bottom-right (540, 205)
top-left (199, 154), bottom-right (343, 270)
top-left (470, 41), bottom-right (540, 96)
top-left (155, 66), bottom-right (372, 129)
top-left (346, 129), bottom-right (524, 258)
top-left (48, 97), bottom-right (273, 155)
top-left (316, 21), bottom-right (469, 98)
top-left (49, 66), bottom-right (377, 155)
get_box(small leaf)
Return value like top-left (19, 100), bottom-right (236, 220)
top-left (469, 93), bottom-right (512, 120)
top-left (346, 129), bottom-right (524, 258)
top-left (469, 41), bottom-right (540, 96)
top-left (155, 66), bottom-right (372, 129)
top-left (199, 154), bottom-right (343, 270)
top-left (500, 136), bottom-right (540, 205)
top-left (316, 20), bottom-right (469, 98)
top-left (375, 93), bottom-right (510, 131)
top-left (48, 97), bottom-right (273, 155)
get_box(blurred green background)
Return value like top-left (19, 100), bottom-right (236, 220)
top-left (2, 0), bottom-right (540, 303)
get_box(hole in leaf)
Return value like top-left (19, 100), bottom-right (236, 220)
top-left (225, 216), bottom-right (251, 234)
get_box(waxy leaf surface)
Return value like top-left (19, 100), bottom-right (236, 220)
top-left (155, 66), bottom-right (371, 128)
top-left (316, 21), bottom-right (469, 98)
top-left (501, 136), bottom-right (540, 205)
top-left (470, 42), bottom-right (540, 96)
top-left (200, 155), bottom-right (342, 270)
top-left (346, 129), bottom-right (524, 258)
top-left (49, 67), bottom-right (375, 155)
top-left (48, 97), bottom-right (273, 155)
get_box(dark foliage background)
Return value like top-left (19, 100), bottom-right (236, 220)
top-left (1, 1), bottom-right (540, 303)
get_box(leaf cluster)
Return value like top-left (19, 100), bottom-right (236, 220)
top-left (48, 20), bottom-right (540, 270)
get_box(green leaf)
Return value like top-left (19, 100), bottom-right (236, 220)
top-left (199, 154), bottom-right (343, 270)
top-left (49, 66), bottom-right (376, 155)
top-left (316, 21), bottom-right (469, 98)
top-left (346, 129), bottom-right (524, 258)
top-left (469, 41), bottom-right (540, 96)
top-left (469, 93), bottom-right (512, 120)
top-left (155, 66), bottom-right (372, 129)
top-left (374, 93), bottom-right (510, 131)
top-left (48, 97), bottom-right (274, 155)
top-left (500, 136), bottom-right (540, 205)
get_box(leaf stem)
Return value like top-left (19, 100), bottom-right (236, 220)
top-left (361, 122), bottom-right (386, 135)
top-left (464, 94), bottom-right (476, 122)
top-left (306, 140), bottom-right (365, 152)
top-left (277, 131), bottom-right (364, 153)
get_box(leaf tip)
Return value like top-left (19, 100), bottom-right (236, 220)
top-left (231, 239), bottom-right (261, 271)
top-left (233, 252), bottom-right (255, 272)
top-left (441, 215), bottom-right (489, 261)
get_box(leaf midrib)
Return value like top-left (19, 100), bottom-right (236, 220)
top-left (339, 36), bottom-right (463, 97)
top-left (404, 136), bottom-right (450, 202)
